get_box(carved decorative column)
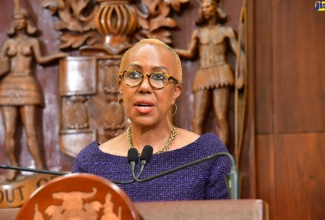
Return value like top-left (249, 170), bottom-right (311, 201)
top-left (59, 0), bottom-right (140, 156)
top-left (59, 56), bottom-right (98, 157)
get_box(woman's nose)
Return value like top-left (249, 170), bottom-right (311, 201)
top-left (138, 77), bottom-right (152, 93)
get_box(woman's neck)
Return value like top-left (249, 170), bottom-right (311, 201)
top-left (128, 123), bottom-right (175, 154)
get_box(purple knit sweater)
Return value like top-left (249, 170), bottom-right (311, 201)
top-left (72, 133), bottom-right (231, 202)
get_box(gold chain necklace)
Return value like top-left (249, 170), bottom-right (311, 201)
top-left (126, 126), bottom-right (178, 154)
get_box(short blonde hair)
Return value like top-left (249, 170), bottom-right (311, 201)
top-left (119, 39), bottom-right (182, 84)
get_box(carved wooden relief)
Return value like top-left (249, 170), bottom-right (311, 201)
top-left (41, 0), bottom-right (100, 49)
top-left (59, 56), bottom-right (97, 157)
top-left (42, 0), bottom-right (188, 52)
top-left (0, 0), bottom-right (67, 184)
top-left (173, 0), bottom-right (247, 149)
top-left (36, 190), bottom-right (122, 219)
top-left (0, 174), bottom-right (57, 208)
top-left (16, 173), bottom-right (142, 219)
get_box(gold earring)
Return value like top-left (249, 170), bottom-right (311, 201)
top-left (169, 103), bottom-right (177, 116)
top-left (117, 97), bottom-right (124, 110)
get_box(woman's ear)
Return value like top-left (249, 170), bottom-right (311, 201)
top-left (173, 84), bottom-right (182, 101)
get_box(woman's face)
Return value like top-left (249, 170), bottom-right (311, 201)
top-left (13, 14), bottom-right (27, 31)
top-left (118, 43), bottom-right (182, 128)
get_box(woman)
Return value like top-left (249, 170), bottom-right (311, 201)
top-left (0, 7), bottom-right (66, 181)
top-left (72, 39), bottom-right (231, 202)
top-left (174, 0), bottom-right (245, 147)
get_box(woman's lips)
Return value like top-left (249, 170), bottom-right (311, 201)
top-left (134, 100), bottom-right (154, 114)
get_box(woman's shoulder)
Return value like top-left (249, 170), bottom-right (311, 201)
top-left (187, 132), bottom-right (229, 158)
top-left (175, 128), bottom-right (227, 152)
top-left (76, 141), bottom-right (101, 157)
top-left (196, 132), bottom-right (227, 150)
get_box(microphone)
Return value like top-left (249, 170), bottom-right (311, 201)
top-left (127, 146), bottom-right (153, 179)
top-left (97, 147), bottom-right (151, 184)
top-left (128, 147), bottom-right (139, 179)
top-left (137, 145), bottom-right (153, 178)
top-left (90, 148), bottom-right (139, 184)
top-left (130, 151), bottom-right (240, 200)
top-left (0, 164), bottom-right (69, 176)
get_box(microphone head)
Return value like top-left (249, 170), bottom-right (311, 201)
top-left (140, 145), bottom-right (153, 162)
top-left (127, 148), bottom-right (139, 164)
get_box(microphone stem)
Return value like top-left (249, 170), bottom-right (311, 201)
top-left (0, 164), bottom-right (68, 175)
top-left (134, 152), bottom-right (236, 182)
top-left (0, 164), bottom-right (135, 184)
top-left (136, 161), bottom-right (147, 178)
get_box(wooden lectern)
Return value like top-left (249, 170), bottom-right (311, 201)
top-left (1, 173), bottom-right (268, 220)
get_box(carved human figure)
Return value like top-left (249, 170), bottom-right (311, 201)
top-left (0, 6), bottom-right (66, 181)
top-left (174, 0), bottom-right (245, 147)
top-left (101, 193), bottom-right (121, 220)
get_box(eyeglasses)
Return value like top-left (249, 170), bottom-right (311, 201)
top-left (119, 70), bottom-right (179, 89)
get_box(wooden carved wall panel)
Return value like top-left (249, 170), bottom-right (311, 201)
top-left (59, 57), bottom-right (97, 98)
top-left (98, 59), bottom-right (127, 140)
top-left (59, 57), bottom-right (96, 157)
top-left (59, 57), bottom-right (126, 157)
top-left (41, 0), bottom-right (100, 49)
top-left (0, 174), bottom-right (58, 208)
top-left (173, 0), bottom-right (247, 163)
top-left (0, 0), bottom-right (66, 185)
top-left (94, 58), bottom-right (126, 142)
top-left (42, 0), bottom-right (189, 52)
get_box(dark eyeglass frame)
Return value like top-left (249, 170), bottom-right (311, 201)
top-left (119, 70), bottom-right (179, 89)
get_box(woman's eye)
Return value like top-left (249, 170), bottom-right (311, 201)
top-left (151, 73), bottom-right (166, 81)
top-left (128, 71), bottom-right (142, 78)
